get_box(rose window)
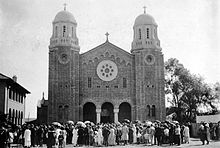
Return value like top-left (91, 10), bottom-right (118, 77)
top-left (97, 60), bottom-right (118, 81)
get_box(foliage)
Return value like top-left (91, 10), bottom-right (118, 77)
top-left (165, 58), bottom-right (219, 123)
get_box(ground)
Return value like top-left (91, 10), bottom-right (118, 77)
top-left (37, 138), bottom-right (220, 148)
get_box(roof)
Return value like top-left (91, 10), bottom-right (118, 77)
top-left (0, 73), bottom-right (30, 94)
top-left (81, 40), bottom-right (132, 57)
top-left (134, 13), bottom-right (157, 26)
top-left (53, 10), bottom-right (77, 24)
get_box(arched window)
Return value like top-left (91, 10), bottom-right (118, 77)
top-left (12, 109), bottom-right (15, 124)
top-left (152, 105), bottom-right (156, 117)
top-left (147, 28), bottom-right (149, 39)
top-left (147, 105), bottom-right (150, 117)
top-left (63, 26), bottom-right (66, 37)
top-left (138, 28), bottom-right (141, 39)
top-left (15, 110), bottom-right (18, 125)
top-left (72, 27), bottom-right (74, 37)
top-left (9, 89), bottom-right (12, 99)
top-left (88, 77), bottom-right (92, 88)
top-left (123, 78), bottom-right (127, 88)
top-left (18, 111), bottom-right (20, 125)
top-left (55, 26), bottom-right (58, 37)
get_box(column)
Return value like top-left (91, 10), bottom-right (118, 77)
top-left (114, 109), bottom-right (119, 123)
top-left (96, 109), bottom-right (101, 123)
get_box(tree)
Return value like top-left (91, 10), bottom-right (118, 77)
top-left (165, 58), bottom-right (217, 123)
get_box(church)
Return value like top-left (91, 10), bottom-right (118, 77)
top-left (47, 6), bottom-right (165, 124)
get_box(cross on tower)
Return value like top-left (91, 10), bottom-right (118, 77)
top-left (105, 32), bottom-right (109, 41)
top-left (64, 3), bottom-right (67, 11)
top-left (143, 6), bottom-right (146, 14)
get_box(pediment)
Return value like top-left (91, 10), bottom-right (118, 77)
top-left (80, 41), bottom-right (133, 65)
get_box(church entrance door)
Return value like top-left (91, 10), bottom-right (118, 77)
top-left (101, 102), bottom-right (114, 123)
top-left (83, 102), bottom-right (96, 123)
top-left (119, 102), bottom-right (131, 123)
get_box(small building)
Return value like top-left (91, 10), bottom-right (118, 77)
top-left (37, 92), bottom-right (48, 124)
top-left (0, 73), bottom-right (30, 125)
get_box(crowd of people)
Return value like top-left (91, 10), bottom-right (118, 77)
top-left (1, 113), bottom-right (220, 148)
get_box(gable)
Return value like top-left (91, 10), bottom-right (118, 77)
top-left (80, 41), bottom-right (133, 65)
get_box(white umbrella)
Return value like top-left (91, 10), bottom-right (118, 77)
top-left (77, 121), bottom-right (86, 128)
top-left (52, 122), bottom-right (61, 127)
top-left (67, 120), bottom-right (74, 124)
top-left (84, 121), bottom-right (91, 124)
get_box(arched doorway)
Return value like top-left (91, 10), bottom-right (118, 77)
top-left (119, 102), bottom-right (131, 123)
top-left (101, 102), bottom-right (114, 123)
top-left (83, 102), bottom-right (96, 123)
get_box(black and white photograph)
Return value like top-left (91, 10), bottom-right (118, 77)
top-left (0, 0), bottom-right (220, 147)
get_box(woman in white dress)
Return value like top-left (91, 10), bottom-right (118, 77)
top-left (24, 127), bottom-right (31, 148)
top-left (132, 124), bottom-right (137, 144)
top-left (97, 126), bottom-right (103, 146)
top-left (108, 126), bottom-right (116, 146)
top-left (72, 126), bottom-right (78, 147)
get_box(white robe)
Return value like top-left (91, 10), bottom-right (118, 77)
top-left (108, 128), bottom-right (116, 146)
top-left (24, 129), bottom-right (31, 147)
top-left (97, 128), bottom-right (103, 146)
top-left (72, 128), bottom-right (78, 146)
top-left (133, 126), bottom-right (137, 143)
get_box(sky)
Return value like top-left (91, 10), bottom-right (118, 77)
top-left (0, 0), bottom-right (219, 118)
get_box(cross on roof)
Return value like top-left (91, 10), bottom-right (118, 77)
top-left (143, 6), bottom-right (146, 14)
top-left (64, 3), bottom-right (67, 11)
top-left (105, 32), bottom-right (109, 41)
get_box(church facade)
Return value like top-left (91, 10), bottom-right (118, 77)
top-left (48, 8), bottom-right (165, 124)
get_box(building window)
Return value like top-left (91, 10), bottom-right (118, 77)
top-left (138, 29), bottom-right (141, 39)
top-left (9, 108), bottom-right (11, 121)
top-left (152, 105), bottom-right (156, 117)
top-left (9, 89), bottom-right (12, 99)
top-left (21, 95), bottom-right (23, 104)
top-left (55, 26), bottom-right (58, 37)
top-left (72, 27), bottom-right (74, 37)
top-left (12, 109), bottom-right (15, 124)
top-left (123, 78), bottom-right (127, 88)
top-left (147, 28), bottom-right (149, 39)
top-left (88, 77), bottom-right (92, 88)
top-left (147, 105), bottom-right (150, 116)
top-left (63, 26), bottom-right (66, 37)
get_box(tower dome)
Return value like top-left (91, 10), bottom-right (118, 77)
top-left (53, 10), bottom-right (77, 24)
top-left (134, 13), bottom-right (157, 26)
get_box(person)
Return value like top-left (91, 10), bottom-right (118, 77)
top-left (155, 124), bottom-right (163, 146)
top-left (108, 126), bottom-right (116, 146)
top-left (174, 124), bottom-right (181, 146)
top-left (132, 124), bottom-right (137, 144)
top-left (121, 123), bottom-right (129, 145)
top-left (72, 126), bottom-right (78, 147)
top-left (102, 125), bottom-right (110, 146)
top-left (47, 126), bottom-right (56, 148)
top-left (24, 127), bottom-right (31, 148)
top-left (183, 125), bottom-right (190, 144)
top-left (58, 131), bottom-right (64, 148)
top-left (198, 123), bottom-right (207, 145)
top-left (204, 123), bottom-right (210, 145)
top-left (216, 121), bottom-right (220, 140)
top-left (0, 124), bottom-right (7, 148)
top-left (97, 126), bottom-right (103, 146)
top-left (77, 126), bottom-right (84, 146)
top-left (115, 125), bottom-right (122, 145)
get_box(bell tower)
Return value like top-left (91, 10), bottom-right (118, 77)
top-left (131, 8), bottom-right (165, 121)
top-left (48, 5), bottom-right (80, 123)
